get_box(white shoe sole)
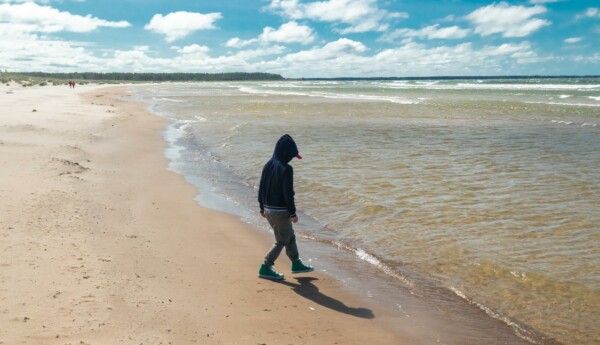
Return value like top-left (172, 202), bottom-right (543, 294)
top-left (258, 274), bottom-right (284, 280)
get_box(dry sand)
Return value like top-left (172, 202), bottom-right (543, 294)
top-left (0, 83), bottom-right (407, 345)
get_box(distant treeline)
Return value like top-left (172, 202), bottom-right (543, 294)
top-left (16, 72), bottom-right (284, 82)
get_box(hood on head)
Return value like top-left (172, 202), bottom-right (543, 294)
top-left (273, 134), bottom-right (301, 163)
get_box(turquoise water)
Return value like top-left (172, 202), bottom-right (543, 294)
top-left (133, 78), bottom-right (600, 345)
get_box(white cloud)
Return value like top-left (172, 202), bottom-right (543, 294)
top-left (0, 0), bottom-right (88, 2)
top-left (283, 38), bottom-right (367, 62)
top-left (268, 0), bottom-right (407, 33)
top-left (0, 32), bottom-right (103, 72)
top-left (466, 2), bottom-right (550, 37)
top-left (144, 11), bottom-right (222, 42)
top-left (564, 37), bottom-right (582, 44)
top-left (381, 24), bottom-right (470, 42)
top-left (231, 46), bottom-right (287, 60)
top-left (256, 40), bottom-right (545, 77)
top-left (257, 38), bottom-right (371, 77)
top-left (0, 31), bottom-right (576, 77)
top-left (173, 44), bottom-right (211, 55)
top-left (571, 53), bottom-right (600, 63)
top-left (225, 37), bottom-right (257, 48)
top-left (227, 21), bottom-right (314, 49)
top-left (373, 41), bottom-right (542, 74)
top-left (109, 45), bottom-right (288, 73)
top-left (0, 0), bottom-right (51, 3)
top-left (442, 15), bottom-right (456, 22)
top-left (0, 2), bottom-right (130, 33)
top-left (576, 8), bottom-right (600, 20)
top-left (529, 0), bottom-right (558, 4)
top-left (260, 21), bottom-right (315, 44)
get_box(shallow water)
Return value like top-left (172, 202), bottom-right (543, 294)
top-left (133, 78), bottom-right (600, 345)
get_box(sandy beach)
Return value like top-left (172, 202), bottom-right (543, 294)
top-left (0, 83), bottom-right (406, 345)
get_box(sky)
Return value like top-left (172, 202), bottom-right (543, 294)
top-left (0, 0), bottom-right (598, 78)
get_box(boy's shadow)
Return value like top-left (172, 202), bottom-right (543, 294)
top-left (277, 277), bottom-right (375, 319)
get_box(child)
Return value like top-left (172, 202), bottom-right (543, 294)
top-left (258, 134), bottom-right (313, 280)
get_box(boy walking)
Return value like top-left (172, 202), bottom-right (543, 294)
top-left (258, 134), bottom-right (313, 280)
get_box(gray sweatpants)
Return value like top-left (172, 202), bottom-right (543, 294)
top-left (264, 209), bottom-right (299, 266)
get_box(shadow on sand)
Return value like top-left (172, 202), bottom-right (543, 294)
top-left (277, 277), bottom-right (375, 319)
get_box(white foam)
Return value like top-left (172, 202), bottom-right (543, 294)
top-left (457, 83), bottom-right (599, 91)
top-left (317, 92), bottom-right (419, 104)
top-left (589, 96), bottom-right (600, 101)
top-left (163, 122), bottom-right (186, 161)
top-left (237, 85), bottom-right (420, 104)
top-left (552, 120), bottom-right (573, 125)
top-left (415, 81), bottom-right (439, 86)
top-left (551, 120), bottom-right (598, 127)
top-left (526, 101), bottom-right (600, 107)
top-left (238, 86), bottom-right (306, 97)
top-left (450, 286), bottom-right (539, 344)
top-left (354, 248), bottom-right (414, 288)
top-left (385, 82), bottom-right (600, 91)
top-left (260, 82), bottom-right (304, 88)
top-left (152, 97), bottom-right (184, 103)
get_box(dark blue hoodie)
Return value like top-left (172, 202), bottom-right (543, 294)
top-left (258, 134), bottom-right (300, 217)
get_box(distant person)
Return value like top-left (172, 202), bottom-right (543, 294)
top-left (258, 134), bottom-right (314, 280)
top-left (68, 81), bottom-right (72, 88)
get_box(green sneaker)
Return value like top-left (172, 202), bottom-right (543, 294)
top-left (291, 259), bottom-right (314, 274)
top-left (258, 264), bottom-right (284, 281)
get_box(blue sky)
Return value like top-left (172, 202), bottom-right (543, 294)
top-left (0, 0), bottom-right (598, 77)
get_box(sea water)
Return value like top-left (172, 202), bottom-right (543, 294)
top-left (132, 78), bottom-right (600, 345)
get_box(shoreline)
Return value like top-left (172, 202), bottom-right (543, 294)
top-left (0, 84), bottom-right (408, 344)
top-left (132, 83), bottom-right (555, 345)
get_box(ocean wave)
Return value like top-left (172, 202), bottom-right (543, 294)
top-left (324, 241), bottom-right (415, 289)
top-left (415, 80), bottom-right (439, 86)
top-left (330, 239), bottom-right (552, 344)
top-left (237, 86), bottom-right (419, 104)
top-left (162, 122), bottom-right (186, 161)
top-left (457, 83), bottom-right (600, 91)
top-left (315, 92), bottom-right (419, 104)
top-left (550, 120), bottom-right (574, 125)
top-left (260, 82), bottom-right (305, 88)
top-left (385, 82), bottom-right (600, 91)
top-left (449, 287), bottom-right (543, 345)
top-left (551, 120), bottom-right (598, 127)
top-left (354, 248), bottom-right (414, 288)
top-left (152, 97), bottom-right (185, 103)
top-left (526, 101), bottom-right (600, 107)
top-left (237, 86), bottom-right (307, 97)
